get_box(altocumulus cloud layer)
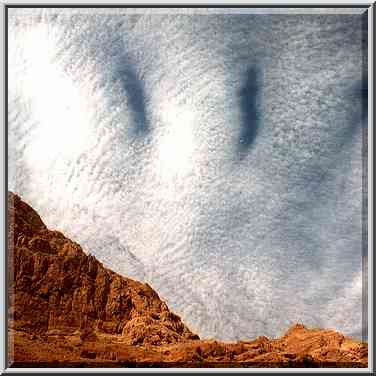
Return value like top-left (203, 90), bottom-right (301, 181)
top-left (8, 8), bottom-right (367, 340)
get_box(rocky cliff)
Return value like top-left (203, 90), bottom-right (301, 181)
top-left (8, 191), bottom-right (198, 346)
top-left (7, 191), bottom-right (367, 368)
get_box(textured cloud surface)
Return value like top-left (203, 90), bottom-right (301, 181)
top-left (8, 8), bottom-right (367, 341)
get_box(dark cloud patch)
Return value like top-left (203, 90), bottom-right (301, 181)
top-left (115, 61), bottom-right (150, 137)
top-left (237, 66), bottom-right (262, 156)
top-left (359, 76), bottom-right (368, 124)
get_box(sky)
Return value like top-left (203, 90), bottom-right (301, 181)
top-left (8, 8), bottom-right (367, 341)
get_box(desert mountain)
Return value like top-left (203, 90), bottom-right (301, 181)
top-left (8, 191), bottom-right (198, 346)
top-left (7, 191), bottom-right (367, 367)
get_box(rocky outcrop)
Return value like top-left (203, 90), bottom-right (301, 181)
top-left (8, 191), bottom-right (199, 346)
top-left (10, 323), bottom-right (368, 367)
top-left (7, 191), bottom-right (367, 368)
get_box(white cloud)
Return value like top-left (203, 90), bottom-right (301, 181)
top-left (8, 10), bottom-right (366, 341)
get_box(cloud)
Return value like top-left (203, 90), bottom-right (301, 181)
top-left (8, 9), bottom-right (366, 341)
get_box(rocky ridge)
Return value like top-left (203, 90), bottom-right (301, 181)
top-left (7, 191), bottom-right (368, 368)
top-left (8, 191), bottom-right (198, 346)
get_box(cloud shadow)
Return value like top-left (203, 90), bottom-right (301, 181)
top-left (237, 66), bottom-right (262, 157)
top-left (116, 62), bottom-right (150, 137)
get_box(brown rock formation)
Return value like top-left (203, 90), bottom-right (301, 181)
top-left (8, 191), bottom-right (198, 346)
top-left (7, 191), bottom-right (368, 368)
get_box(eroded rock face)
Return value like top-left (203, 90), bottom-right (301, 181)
top-left (7, 191), bottom-right (367, 368)
top-left (8, 191), bottom-right (199, 345)
top-left (10, 323), bottom-right (368, 368)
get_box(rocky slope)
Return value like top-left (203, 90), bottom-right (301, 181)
top-left (7, 192), bottom-right (368, 368)
top-left (8, 191), bottom-right (198, 346)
